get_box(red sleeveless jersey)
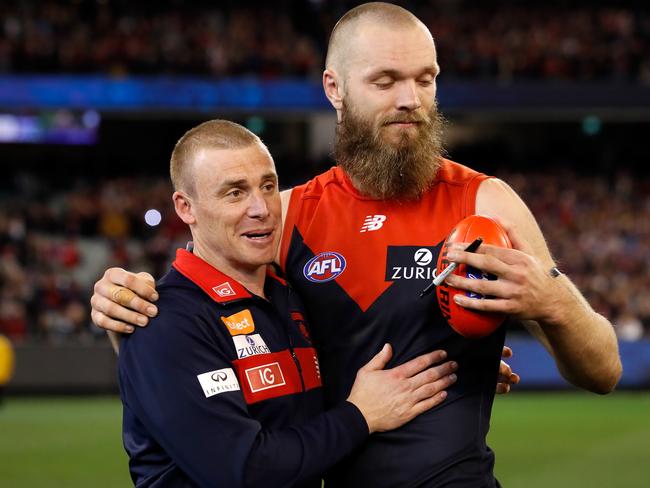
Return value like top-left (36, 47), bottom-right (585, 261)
top-left (279, 159), bottom-right (505, 487)
top-left (281, 159), bottom-right (487, 312)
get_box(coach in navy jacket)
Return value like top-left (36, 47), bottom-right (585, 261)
top-left (120, 248), bottom-right (369, 487)
top-left (117, 120), bottom-right (456, 487)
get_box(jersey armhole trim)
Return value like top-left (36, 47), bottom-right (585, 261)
top-left (279, 185), bottom-right (305, 272)
top-left (464, 173), bottom-right (492, 217)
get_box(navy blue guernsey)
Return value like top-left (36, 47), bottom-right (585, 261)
top-left (279, 162), bottom-right (506, 487)
top-left (119, 249), bottom-right (368, 487)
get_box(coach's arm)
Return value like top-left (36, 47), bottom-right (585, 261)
top-left (444, 178), bottom-right (622, 394)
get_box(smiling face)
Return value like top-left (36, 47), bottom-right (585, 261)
top-left (175, 142), bottom-right (281, 278)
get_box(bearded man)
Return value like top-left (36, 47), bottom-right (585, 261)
top-left (92, 3), bottom-right (621, 487)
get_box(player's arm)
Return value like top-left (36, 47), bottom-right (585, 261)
top-left (275, 188), bottom-right (293, 265)
top-left (446, 178), bottom-right (621, 394)
top-left (121, 304), bottom-right (457, 487)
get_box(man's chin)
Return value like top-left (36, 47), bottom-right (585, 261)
top-left (380, 126), bottom-right (419, 145)
top-left (383, 122), bottom-right (420, 131)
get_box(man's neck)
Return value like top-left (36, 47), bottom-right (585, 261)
top-left (192, 244), bottom-right (267, 299)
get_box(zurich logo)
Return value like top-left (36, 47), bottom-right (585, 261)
top-left (413, 248), bottom-right (433, 266)
top-left (303, 252), bottom-right (347, 283)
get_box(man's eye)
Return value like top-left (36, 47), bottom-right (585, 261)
top-left (262, 183), bottom-right (276, 192)
top-left (373, 79), bottom-right (394, 89)
top-left (227, 189), bottom-right (243, 198)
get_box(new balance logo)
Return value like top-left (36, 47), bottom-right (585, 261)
top-left (360, 215), bottom-right (386, 233)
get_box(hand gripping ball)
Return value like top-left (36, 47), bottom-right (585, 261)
top-left (436, 215), bottom-right (512, 338)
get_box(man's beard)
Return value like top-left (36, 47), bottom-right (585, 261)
top-left (334, 101), bottom-right (445, 201)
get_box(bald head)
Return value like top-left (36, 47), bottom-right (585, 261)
top-left (325, 2), bottom-right (431, 75)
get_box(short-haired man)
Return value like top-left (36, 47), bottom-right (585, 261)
top-left (119, 119), bottom-right (458, 487)
top-left (93, 4), bottom-right (621, 487)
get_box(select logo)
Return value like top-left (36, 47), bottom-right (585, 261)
top-left (245, 362), bottom-right (286, 393)
top-left (303, 252), bottom-right (346, 283)
top-left (221, 309), bottom-right (255, 336)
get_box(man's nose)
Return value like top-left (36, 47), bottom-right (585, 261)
top-left (395, 80), bottom-right (422, 111)
top-left (247, 191), bottom-right (270, 219)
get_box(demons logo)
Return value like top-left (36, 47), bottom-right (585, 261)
top-left (291, 311), bottom-right (312, 344)
top-left (303, 252), bottom-right (346, 283)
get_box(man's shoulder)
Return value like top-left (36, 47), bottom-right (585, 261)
top-left (155, 268), bottom-right (211, 312)
top-left (120, 269), bottom-right (218, 353)
top-left (434, 158), bottom-right (490, 186)
top-left (291, 166), bottom-right (342, 199)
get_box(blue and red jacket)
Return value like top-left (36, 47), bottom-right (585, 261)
top-left (119, 249), bottom-right (368, 487)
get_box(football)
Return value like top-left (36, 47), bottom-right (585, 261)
top-left (436, 215), bottom-right (512, 338)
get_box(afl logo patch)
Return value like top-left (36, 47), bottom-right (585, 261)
top-left (303, 252), bottom-right (346, 283)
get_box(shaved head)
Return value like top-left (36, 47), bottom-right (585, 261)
top-left (170, 120), bottom-right (264, 196)
top-left (323, 2), bottom-right (443, 200)
top-left (325, 2), bottom-right (431, 75)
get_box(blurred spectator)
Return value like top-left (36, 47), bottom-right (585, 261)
top-left (0, 299), bottom-right (27, 341)
top-left (615, 308), bottom-right (644, 341)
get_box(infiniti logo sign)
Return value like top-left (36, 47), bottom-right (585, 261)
top-left (211, 371), bottom-right (228, 382)
top-left (197, 368), bottom-right (240, 398)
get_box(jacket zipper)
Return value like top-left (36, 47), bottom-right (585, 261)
top-left (262, 286), bottom-right (307, 392)
top-left (288, 337), bottom-right (306, 392)
top-left (284, 288), bottom-right (306, 392)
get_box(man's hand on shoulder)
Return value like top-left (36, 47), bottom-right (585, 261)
top-left (90, 268), bottom-right (159, 334)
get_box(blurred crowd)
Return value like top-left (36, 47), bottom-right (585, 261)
top-left (0, 169), bottom-right (648, 343)
top-left (1, 1), bottom-right (650, 83)
top-left (0, 175), bottom-right (189, 344)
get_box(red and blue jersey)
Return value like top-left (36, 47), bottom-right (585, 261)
top-left (119, 249), bottom-right (368, 487)
top-left (280, 160), bottom-right (506, 487)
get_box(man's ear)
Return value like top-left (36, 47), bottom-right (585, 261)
top-left (173, 191), bottom-right (196, 225)
top-left (323, 69), bottom-right (344, 114)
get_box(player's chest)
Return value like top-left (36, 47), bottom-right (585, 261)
top-left (295, 200), bottom-right (460, 312)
